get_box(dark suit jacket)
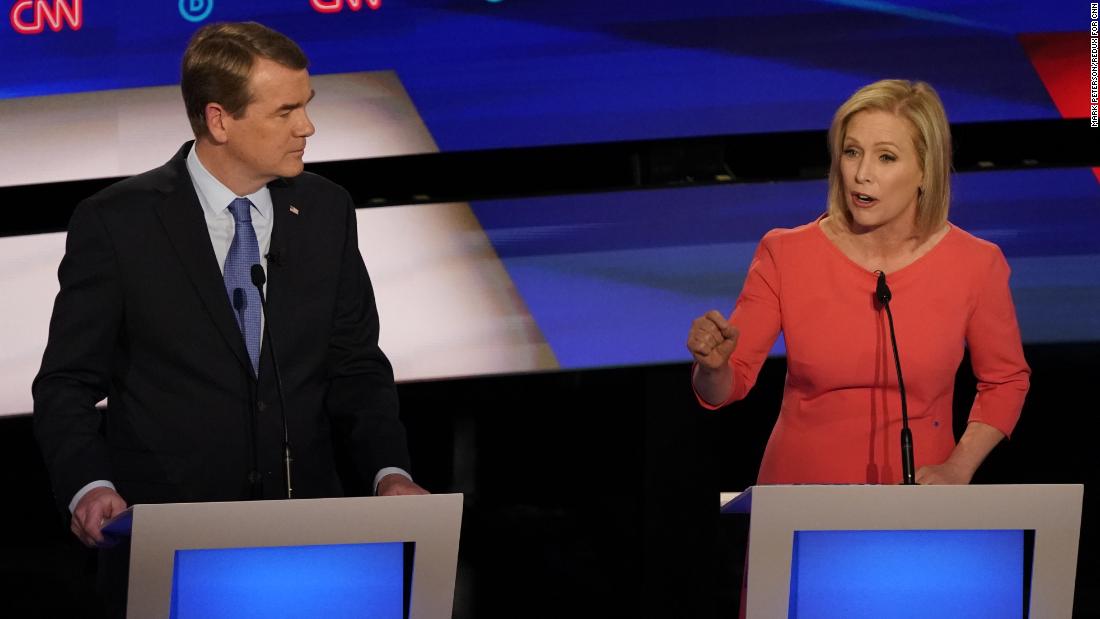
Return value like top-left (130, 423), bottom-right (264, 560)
top-left (33, 142), bottom-right (411, 511)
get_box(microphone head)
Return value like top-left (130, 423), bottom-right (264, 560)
top-left (875, 271), bottom-right (892, 304)
top-left (232, 287), bottom-right (246, 312)
top-left (250, 264), bottom-right (266, 288)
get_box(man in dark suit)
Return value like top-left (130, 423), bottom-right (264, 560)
top-left (32, 22), bottom-right (426, 609)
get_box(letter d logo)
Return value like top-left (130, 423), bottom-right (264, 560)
top-left (179, 0), bottom-right (213, 22)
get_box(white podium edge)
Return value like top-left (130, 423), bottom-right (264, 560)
top-left (719, 484), bottom-right (1084, 619)
top-left (125, 493), bottom-right (463, 619)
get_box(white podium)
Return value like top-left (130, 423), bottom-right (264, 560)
top-left (720, 484), bottom-right (1083, 619)
top-left (106, 493), bottom-right (463, 619)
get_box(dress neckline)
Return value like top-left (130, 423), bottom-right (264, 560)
top-left (811, 213), bottom-right (955, 282)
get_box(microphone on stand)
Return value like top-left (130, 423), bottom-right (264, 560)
top-left (233, 287), bottom-right (263, 499)
top-left (876, 271), bottom-right (915, 485)
top-left (251, 264), bottom-right (294, 499)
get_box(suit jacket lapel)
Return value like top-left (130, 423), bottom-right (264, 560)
top-left (264, 179), bottom-right (300, 360)
top-left (154, 146), bottom-right (254, 374)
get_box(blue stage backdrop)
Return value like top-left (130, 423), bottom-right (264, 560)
top-left (0, 1), bottom-right (1094, 414)
top-left (470, 167), bottom-right (1100, 368)
top-left (0, 1), bottom-right (1082, 150)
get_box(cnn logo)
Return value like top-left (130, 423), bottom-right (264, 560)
top-left (9, 0), bottom-right (81, 34)
top-left (310, 0), bottom-right (381, 13)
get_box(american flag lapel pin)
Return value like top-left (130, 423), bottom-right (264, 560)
top-left (289, 205), bottom-right (300, 215)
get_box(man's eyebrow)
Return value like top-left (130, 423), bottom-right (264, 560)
top-left (275, 89), bottom-right (315, 113)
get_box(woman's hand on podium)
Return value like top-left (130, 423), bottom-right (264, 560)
top-left (916, 421), bottom-right (1006, 485)
top-left (915, 462), bottom-right (973, 485)
top-left (72, 486), bottom-right (127, 547)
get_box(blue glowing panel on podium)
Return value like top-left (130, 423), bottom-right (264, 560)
top-left (789, 530), bottom-right (1026, 619)
top-left (170, 542), bottom-right (405, 619)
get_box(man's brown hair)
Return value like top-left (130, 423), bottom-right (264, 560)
top-left (181, 22), bottom-right (309, 138)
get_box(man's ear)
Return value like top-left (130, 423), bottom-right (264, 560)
top-left (204, 103), bottom-right (230, 144)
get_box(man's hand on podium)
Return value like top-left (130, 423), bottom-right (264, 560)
top-left (72, 486), bottom-right (127, 547)
top-left (377, 473), bottom-right (429, 496)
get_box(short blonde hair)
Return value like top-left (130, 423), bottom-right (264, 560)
top-left (826, 79), bottom-right (951, 239)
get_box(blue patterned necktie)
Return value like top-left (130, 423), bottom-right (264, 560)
top-left (225, 198), bottom-right (262, 375)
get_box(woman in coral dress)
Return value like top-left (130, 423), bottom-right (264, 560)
top-left (688, 80), bottom-right (1029, 485)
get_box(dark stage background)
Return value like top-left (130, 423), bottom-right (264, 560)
top-left (1, 343), bottom-right (1096, 617)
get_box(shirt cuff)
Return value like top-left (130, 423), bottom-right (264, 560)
top-left (373, 467), bottom-right (412, 495)
top-left (70, 480), bottom-right (117, 514)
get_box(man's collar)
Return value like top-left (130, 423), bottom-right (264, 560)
top-left (186, 143), bottom-right (273, 219)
